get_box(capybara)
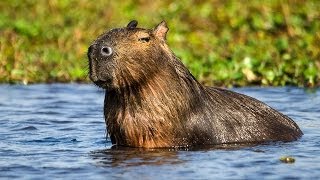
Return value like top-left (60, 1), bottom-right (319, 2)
top-left (87, 20), bottom-right (303, 148)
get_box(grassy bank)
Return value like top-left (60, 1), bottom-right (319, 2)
top-left (0, 0), bottom-right (319, 87)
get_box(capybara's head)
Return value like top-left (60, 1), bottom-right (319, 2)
top-left (88, 20), bottom-right (172, 90)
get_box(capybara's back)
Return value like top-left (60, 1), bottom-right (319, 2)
top-left (193, 87), bottom-right (302, 145)
top-left (87, 20), bottom-right (303, 148)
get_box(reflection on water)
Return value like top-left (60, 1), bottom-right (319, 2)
top-left (0, 84), bottom-right (319, 179)
top-left (90, 143), bottom-right (263, 168)
top-left (91, 147), bottom-right (183, 167)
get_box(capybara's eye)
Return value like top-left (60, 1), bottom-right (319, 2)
top-left (138, 37), bottom-right (150, 42)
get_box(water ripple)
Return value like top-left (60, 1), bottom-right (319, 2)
top-left (12, 126), bottom-right (38, 131)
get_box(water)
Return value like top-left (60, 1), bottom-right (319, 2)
top-left (0, 84), bottom-right (319, 179)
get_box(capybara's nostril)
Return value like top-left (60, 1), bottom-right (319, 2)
top-left (101, 46), bottom-right (113, 56)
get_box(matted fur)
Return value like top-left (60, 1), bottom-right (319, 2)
top-left (88, 20), bottom-right (303, 148)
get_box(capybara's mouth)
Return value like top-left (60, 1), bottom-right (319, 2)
top-left (93, 79), bottom-right (112, 89)
top-left (93, 80), bottom-right (107, 88)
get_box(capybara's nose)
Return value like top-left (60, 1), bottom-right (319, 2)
top-left (101, 46), bottom-right (113, 57)
top-left (88, 44), bottom-right (94, 57)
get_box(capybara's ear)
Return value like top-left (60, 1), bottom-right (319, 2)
top-left (127, 20), bottom-right (138, 29)
top-left (153, 21), bottom-right (169, 41)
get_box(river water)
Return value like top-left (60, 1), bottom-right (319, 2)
top-left (0, 84), bottom-right (319, 179)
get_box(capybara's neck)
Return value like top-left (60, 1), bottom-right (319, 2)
top-left (104, 55), bottom-right (206, 148)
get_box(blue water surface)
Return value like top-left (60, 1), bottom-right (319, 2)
top-left (0, 84), bottom-right (319, 179)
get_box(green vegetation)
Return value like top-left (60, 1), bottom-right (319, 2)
top-left (0, 0), bottom-right (319, 87)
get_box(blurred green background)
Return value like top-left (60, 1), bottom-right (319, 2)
top-left (0, 0), bottom-right (319, 87)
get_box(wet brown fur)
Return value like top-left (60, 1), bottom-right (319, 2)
top-left (88, 21), bottom-right (303, 148)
